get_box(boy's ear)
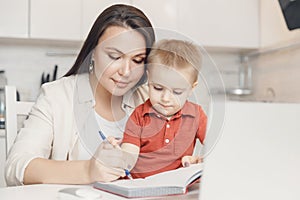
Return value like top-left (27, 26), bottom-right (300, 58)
top-left (188, 81), bottom-right (198, 96)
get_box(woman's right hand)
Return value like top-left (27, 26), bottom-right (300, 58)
top-left (88, 157), bottom-right (125, 183)
top-left (87, 141), bottom-right (127, 183)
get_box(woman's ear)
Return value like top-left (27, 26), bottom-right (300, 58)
top-left (146, 70), bottom-right (149, 81)
top-left (192, 81), bottom-right (198, 89)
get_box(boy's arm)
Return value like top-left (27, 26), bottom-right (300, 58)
top-left (196, 106), bottom-right (207, 143)
top-left (121, 143), bottom-right (140, 170)
top-left (182, 106), bottom-right (207, 168)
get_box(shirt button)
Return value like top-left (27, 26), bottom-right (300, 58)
top-left (166, 124), bottom-right (170, 128)
top-left (165, 139), bottom-right (170, 143)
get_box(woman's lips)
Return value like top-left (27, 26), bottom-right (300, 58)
top-left (112, 79), bottom-right (130, 88)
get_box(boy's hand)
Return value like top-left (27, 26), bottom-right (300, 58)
top-left (181, 155), bottom-right (203, 167)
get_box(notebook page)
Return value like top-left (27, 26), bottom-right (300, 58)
top-left (104, 163), bottom-right (203, 189)
top-left (144, 163), bottom-right (203, 187)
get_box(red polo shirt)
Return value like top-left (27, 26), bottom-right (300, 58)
top-left (122, 99), bottom-right (207, 178)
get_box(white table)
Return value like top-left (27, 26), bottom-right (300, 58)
top-left (0, 183), bottom-right (200, 200)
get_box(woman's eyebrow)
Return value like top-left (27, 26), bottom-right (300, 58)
top-left (134, 53), bottom-right (146, 57)
top-left (149, 81), bottom-right (162, 86)
top-left (105, 47), bottom-right (146, 56)
top-left (104, 47), bottom-right (123, 54)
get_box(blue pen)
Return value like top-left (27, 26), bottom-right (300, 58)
top-left (98, 131), bottom-right (133, 180)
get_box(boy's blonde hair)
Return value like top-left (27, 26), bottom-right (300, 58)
top-left (147, 39), bottom-right (202, 82)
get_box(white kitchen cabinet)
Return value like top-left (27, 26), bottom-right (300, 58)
top-left (30, 0), bottom-right (81, 41)
top-left (177, 0), bottom-right (260, 49)
top-left (131, 0), bottom-right (178, 31)
top-left (1, 0), bottom-right (261, 49)
top-left (0, 0), bottom-right (28, 38)
top-left (82, 0), bottom-right (178, 41)
top-left (81, 0), bottom-right (131, 40)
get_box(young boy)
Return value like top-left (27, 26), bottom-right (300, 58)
top-left (109, 39), bottom-right (207, 178)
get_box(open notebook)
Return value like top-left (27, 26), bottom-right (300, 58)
top-left (94, 163), bottom-right (203, 198)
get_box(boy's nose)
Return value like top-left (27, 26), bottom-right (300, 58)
top-left (161, 90), bottom-right (172, 102)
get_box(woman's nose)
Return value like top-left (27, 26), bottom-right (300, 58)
top-left (118, 59), bottom-right (131, 77)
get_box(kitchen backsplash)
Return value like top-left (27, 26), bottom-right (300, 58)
top-left (232, 39), bottom-right (300, 103)
top-left (0, 41), bottom-right (80, 101)
top-left (0, 41), bottom-right (241, 102)
top-left (0, 40), bottom-right (299, 103)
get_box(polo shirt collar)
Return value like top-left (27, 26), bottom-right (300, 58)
top-left (181, 101), bottom-right (197, 117)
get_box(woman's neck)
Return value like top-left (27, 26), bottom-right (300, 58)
top-left (89, 74), bottom-right (125, 121)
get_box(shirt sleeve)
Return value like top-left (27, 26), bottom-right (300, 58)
top-left (122, 107), bottom-right (144, 147)
top-left (196, 106), bottom-right (207, 144)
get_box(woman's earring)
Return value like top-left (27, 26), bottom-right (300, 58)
top-left (89, 59), bottom-right (94, 73)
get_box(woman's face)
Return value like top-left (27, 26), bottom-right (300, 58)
top-left (93, 26), bottom-right (147, 96)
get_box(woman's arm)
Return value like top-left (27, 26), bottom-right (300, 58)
top-left (24, 158), bottom-right (91, 184)
top-left (24, 157), bottom-right (124, 184)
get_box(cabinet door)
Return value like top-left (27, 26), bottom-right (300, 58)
top-left (82, 0), bottom-right (131, 40)
top-left (0, 0), bottom-right (28, 38)
top-left (178, 0), bottom-right (260, 49)
top-left (30, 0), bottom-right (81, 40)
top-left (131, 0), bottom-right (178, 31)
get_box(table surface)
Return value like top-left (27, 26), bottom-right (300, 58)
top-left (0, 183), bottom-right (200, 200)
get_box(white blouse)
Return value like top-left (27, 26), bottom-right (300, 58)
top-left (5, 73), bottom-right (149, 186)
top-left (75, 111), bottom-right (128, 160)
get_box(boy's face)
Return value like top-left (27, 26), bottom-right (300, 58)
top-left (147, 64), bottom-right (196, 117)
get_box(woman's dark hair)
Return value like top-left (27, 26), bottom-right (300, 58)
top-left (64, 4), bottom-right (155, 79)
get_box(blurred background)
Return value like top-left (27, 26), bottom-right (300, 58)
top-left (0, 0), bottom-right (300, 195)
top-left (0, 0), bottom-right (299, 103)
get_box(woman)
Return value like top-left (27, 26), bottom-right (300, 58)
top-left (5, 4), bottom-right (155, 186)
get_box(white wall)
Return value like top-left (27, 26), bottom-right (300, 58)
top-left (0, 40), bottom-right (81, 101)
top-left (1, 40), bottom-right (300, 104)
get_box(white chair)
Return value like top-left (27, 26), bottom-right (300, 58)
top-left (4, 85), bottom-right (34, 156)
